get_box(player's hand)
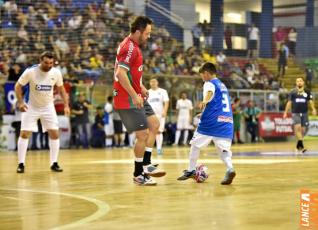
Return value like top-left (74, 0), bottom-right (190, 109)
top-left (64, 106), bottom-right (71, 116)
top-left (199, 101), bottom-right (207, 110)
top-left (313, 108), bottom-right (317, 116)
top-left (18, 102), bottom-right (28, 112)
top-left (283, 112), bottom-right (288, 119)
top-left (132, 95), bottom-right (144, 109)
top-left (141, 87), bottom-right (149, 100)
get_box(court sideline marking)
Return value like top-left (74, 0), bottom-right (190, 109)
top-left (0, 188), bottom-right (110, 230)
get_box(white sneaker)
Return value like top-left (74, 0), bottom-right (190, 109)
top-left (143, 164), bottom-right (166, 177)
top-left (133, 174), bottom-right (157, 186)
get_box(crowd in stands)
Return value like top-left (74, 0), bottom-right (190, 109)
top-left (0, 0), bottom-right (289, 93)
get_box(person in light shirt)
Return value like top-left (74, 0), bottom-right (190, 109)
top-left (14, 51), bottom-right (70, 173)
top-left (173, 92), bottom-right (193, 146)
top-left (147, 78), bottom-right (169, 154)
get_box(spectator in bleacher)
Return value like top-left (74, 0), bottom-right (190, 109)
top-left (243, 100), bottom-right (262, 143)
top-left (277, 43), bottom-right (287, 77)
top-left (247, 23), bottom-right (259, 58)
top-left (55, 34), bottom-right (70, 60)
top-left (224, 26), bottom-right (232, 55)
top-left (202, 20), bottom-right (213, 49)
top-left (274, 26), bottom-right (286, 56)
top-left (288, 27), bottom-right (297, 58)
top-left (8, 63), bottom-right (23, 82)
top-left (91, 106), bottom-right (105, 148)
top-left (191, 23), bottom-right (202, 49)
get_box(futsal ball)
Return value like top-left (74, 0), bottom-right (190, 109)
top-left (195, 164), bottom-right (209, 183)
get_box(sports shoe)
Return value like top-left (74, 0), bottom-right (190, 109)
top-left (17, 163), bottom-right (25, 173)
top-left (143, 164), bottom-right (166, 177)
top-left (221, 169), bottom-right (236, 185)
top-left (295, 147), bottom-right (307, 155)
top-left (133, 174), bottom-right (157, 186)
top-left (177, 170), bottom-right (195, 180)
top-left (51, 162), bottom-right (63, 172)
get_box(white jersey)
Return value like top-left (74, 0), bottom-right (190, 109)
top-left (18, 65), bottom-right (63, 108)
top-left (104, 102), bottom-right (113, 120)
top-left (176, 99), bottom-right (193, 119)
top-left (147, 88), bottom-right (169, 115)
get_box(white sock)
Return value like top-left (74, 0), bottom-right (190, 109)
top-left (49, 139), bottom-right (60, 165)
top-left (220, 150), bottom-right (234, 171)
top-left (106, 138), bottom-right (112, 146)
top-left (175, 130), bottom-right (181, 144)
top-left (183, 130), bottom-right (189, 145)
top-left (156, 133), bottom-right (163, 150)
top-left (18, 137), bottom-right (29, 164)
top-left (188, 145), bottom-right (200, 171)
top-left (120, 134), bottom-right (125, 145)
top-left (129, 133), bottom-right (135, 147)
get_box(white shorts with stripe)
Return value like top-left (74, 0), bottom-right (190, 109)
top-left (21, 104), bottom-right (58, 132)
top-left (177, 117), bottom-right (191, 130)
top-left (155, 114), bottom-right (166, 133)
top-left (190, 131), bottom-right (232, 154)
top-left (104, 119), bottom-right (114, 136)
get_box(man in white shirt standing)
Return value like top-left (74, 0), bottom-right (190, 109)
top-left (173, 92), bottom-right (193, 146)
top-left (14, 51), bottom-right (70, 173)
top-left (247, 23), bottom-right (259, 58)
top-left (147, 78), bottom-right (169, 154)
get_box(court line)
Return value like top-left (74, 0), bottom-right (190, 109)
top-left (85, 158), bottom-right (302, 165)
top-left (0, 188), bottom-right (110, 230)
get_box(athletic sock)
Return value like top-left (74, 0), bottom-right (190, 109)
top-left (49, 139), bottom-right (60, 165)
top-left (134, 157), bottom-right (144, 177)
top-left (143, 147), bottom-right (152, 165)
top-left (18, 137), bottom-right (29, 164)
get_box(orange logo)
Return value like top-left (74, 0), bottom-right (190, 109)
top-left (300, 190), bottom-right (318, 228)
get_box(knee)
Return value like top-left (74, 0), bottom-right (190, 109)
top-left (48, 130), bottom-right (59, 140)
top-left (136, 130), bottom-right (148, 141)
top-left (20, 131), bottom-right (31, 139)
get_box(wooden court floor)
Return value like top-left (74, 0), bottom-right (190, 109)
top-left (0, 140), bottom-right (317, 230)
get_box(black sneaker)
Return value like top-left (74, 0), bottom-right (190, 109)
top-left (221, 169), bottom-right (236, 185)
top-left (177, 170), bottom-right (195, 180)
top-left (51, 162), bottom-right (63, 172)
top-left (17, 163), bottom-right (25, 173)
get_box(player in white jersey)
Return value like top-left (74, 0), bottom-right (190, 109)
top-left (147, 78), bottom-right (169, 154)
top-left (173, 92), bottom-right (193, 146)
top-left (104, 96), bottom-right (114, 147)
top-left (15, 51), bottom-right (70, 173)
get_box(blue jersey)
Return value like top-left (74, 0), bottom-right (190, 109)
top-left (197, 78), bottom-right (233, 139)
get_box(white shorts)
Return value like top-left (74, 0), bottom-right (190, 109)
top-left (104, 119), bottom-right (114, 136)
top-left (190, 131), bottom-right (232, 154)
top-left (156, 115), bottom-right (166, 133)
top-left (21, 104), bottom-right (58, 132)
top-left (177, 117), bottom-right (191, 130)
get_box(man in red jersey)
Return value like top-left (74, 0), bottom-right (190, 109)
top-left (113, 16), bottom-right (166, 185)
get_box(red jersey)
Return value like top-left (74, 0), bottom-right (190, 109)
top-left (113, 36), bottom-right (143, 109)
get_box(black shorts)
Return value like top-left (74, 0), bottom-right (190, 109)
top-left (117, 101), bottom-right (155, 133)
top-left (292, 113), bottom-right (309, 127)
top-left (113, 120), bottom-right (123, 134)
top-left (248, 40), bottom-right (257, 50)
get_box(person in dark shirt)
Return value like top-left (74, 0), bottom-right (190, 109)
top-left (283, 77), bottom-right (317, 154)
top-left (71, 92), bottom-right (92, 148)
top-left (91, 106), bottom-right (106, 148)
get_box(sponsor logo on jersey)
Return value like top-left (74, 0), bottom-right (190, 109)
top-left (35, 85), bottom-right (52, 91)
top-left (125, 42), bottom-right (134, 63)
top-left (296, 98), bottom-right (306, 103)
top-left (113, 89), bottom-right (118, 96)
top-left (138, 65), bottom-right (143, 72)
top-left (217, 115), bottom-right (233, 123)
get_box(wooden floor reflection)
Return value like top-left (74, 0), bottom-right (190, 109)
top-left (0, 140), bottom-right (317, 230)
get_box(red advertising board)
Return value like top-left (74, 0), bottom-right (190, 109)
top-left (258, 112), bottom-right (294, 137)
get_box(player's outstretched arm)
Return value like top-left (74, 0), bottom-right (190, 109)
top-left (57, 85), bottom-right (70, 116)
top-left (14, 82), bottom-right (28, 112)
top-left (309, 100), bottom-right (317, 116)
top-left (283, 101), bottom-right (292, 119)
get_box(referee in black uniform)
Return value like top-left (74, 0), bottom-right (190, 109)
top-left (283, 77), bottom-right (317, 154)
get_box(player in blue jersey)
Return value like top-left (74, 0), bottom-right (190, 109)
top-left (177, 62), bottom-right (236, 185)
